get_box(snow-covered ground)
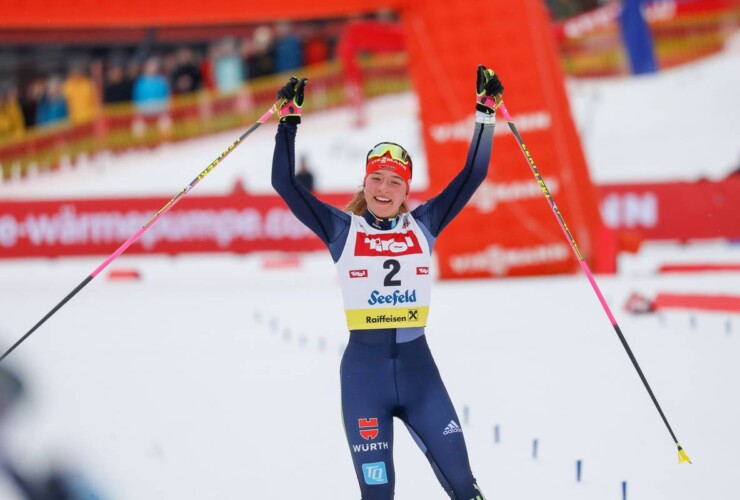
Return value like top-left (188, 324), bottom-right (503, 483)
top-left (0, 253), bottom-right (737, 499)
top-left (0, 48), bottom-right (739, 499)
top-left (567, 48), bottom-right (740, 183)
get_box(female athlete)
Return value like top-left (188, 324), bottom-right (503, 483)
top-left (271, 66), bottom-right (503, 500)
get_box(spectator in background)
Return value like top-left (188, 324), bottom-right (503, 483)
top-left (546, 0), bottom-right (604, 20)
top-left (103, 62), bottom-right (133, 103)
top-left (273, 21), bottom-right (304, 73)
top-left (244, 25), bottom-right (275, 79)
top-left (0, 86), bottom-right (25, 141)
top-left (19, 77), bottom-right (45, 129)
top-left (303, 24), bottom-right (330, 66)
top-left (199, 45), bottom-right (216, 92)
top-left (62, 63), bottom-right (98, 124)
top-left (132, 56), bottom-right (171, 138)
top-left (295, 154), bottom-right (315, 192)
top-left (213, 37), bottom-right (244, 94)
top-left (162, 51), bottom-right (178, 85)
top-left (36, 76), bottom-right (68, 127)
top-left (132, 56), bottom-right (170, 114)
top-left (170, 46), bottom-right (202, 95)
top-left (126, 60), bottom-right (142, 93)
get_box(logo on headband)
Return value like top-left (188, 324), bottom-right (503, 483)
top-left (366, 155), bottom-right (411, 183)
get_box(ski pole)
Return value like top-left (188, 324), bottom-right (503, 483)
top-left (496, 98), bottom-right (691, 464)
top-left (0, 99), bottom-right (285, 363)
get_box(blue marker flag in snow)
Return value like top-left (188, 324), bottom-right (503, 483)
top-left (619, 0), bottom-right (658, 74)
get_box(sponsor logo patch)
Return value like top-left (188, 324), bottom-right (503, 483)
top-left (358, 418), bottom-right (379, 440)
top-left (362, 462), bottom-right (388, 485)
top-left (416, 266), bottom-right (429, 275)
top-left (349, 269), bottom-right (368, 278)
top-left (365, 314), bottom-right (408, 324)
top-left (354, 417), bottom-right (390, 453)
top-left (367, 289), bottom-right (417, 306)
top-left (353, 442), bottom-right (390, 453)
top-left (443, 420), bottom-right (463, 435)
top-left (354, 231), bottom-right (422, 257)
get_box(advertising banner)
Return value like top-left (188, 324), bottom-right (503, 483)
top-left (403, 0), bottom-right (603, 278)
top-left (0, 193), bottom-right (353, 258)
top-left (599, 176), bottom-right (740, 241)
top-left (1, 0), bottom-right (604, 277)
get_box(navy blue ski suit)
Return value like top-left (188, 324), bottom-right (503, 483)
top-left (272, 120), bottom-right (494, 499)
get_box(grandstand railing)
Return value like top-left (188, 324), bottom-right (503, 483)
top-left (2, 1), bottom-right (737, 179)
top-left (0, 53), bottom-right (409, 181)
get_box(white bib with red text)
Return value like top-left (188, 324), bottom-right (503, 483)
top-left (335, 213), bottom-right (432, 330)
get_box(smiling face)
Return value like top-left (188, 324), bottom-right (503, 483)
top-left (363, 170), bottom-right (407, 218)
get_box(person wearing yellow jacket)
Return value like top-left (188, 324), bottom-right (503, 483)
top-left (62, 64), bottom-right (99, 125)
top-left (0, 87), bottom-right (25, 141)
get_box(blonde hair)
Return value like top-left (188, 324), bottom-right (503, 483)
top-left (344, 188), bottom-right (409, 216)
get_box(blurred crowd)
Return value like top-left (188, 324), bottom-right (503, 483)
top-left (0, 21), bottom-right (334, 143)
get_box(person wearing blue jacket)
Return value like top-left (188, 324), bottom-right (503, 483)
top-left (271, 67), bottom-right (503, 500)
top-left (36, 77), bottom-right (68, 127)
top-left (132, 57), bottom-right (170, 116)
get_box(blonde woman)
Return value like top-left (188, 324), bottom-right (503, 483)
top-left (271, 67), bottom-right (503, 499)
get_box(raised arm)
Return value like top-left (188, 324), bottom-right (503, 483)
top-left (271, 78), bottom-right (350, 261)
top-left (412, 66), bottom-right (504, 237)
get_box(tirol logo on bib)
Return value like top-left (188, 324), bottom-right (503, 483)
top-left (354, 231), bottom-right (422, 257)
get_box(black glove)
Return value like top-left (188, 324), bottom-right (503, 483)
top-left (476, 65), bottom-right (504, 115)
top-left (277, 77), bottom-right (308, 124)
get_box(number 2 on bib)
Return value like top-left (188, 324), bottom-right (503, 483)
top-left (383, 259), bottom-right (401, 286)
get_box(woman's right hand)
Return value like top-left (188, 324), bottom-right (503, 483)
top-left (277, 76), bottom-right (308, 124)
